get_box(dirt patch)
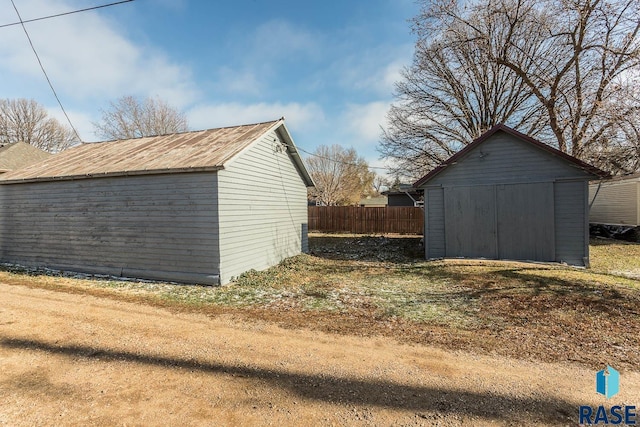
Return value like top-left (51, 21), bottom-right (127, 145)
top-left (2, 283), bottom-right (639, 426)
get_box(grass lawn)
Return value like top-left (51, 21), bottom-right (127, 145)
top-left (1, 234), bottom-right (639, 370)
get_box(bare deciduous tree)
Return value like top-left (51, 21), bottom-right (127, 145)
top-left (0, 98), bottom-right (79, 152)
top-left (382, 0), bottom-right (640, 177)
top-left (93, 95), bottom-right (189, 140)
top-left (380, 2), bottom-right (546, 178)
top-left (306, 145), bottom-right (375, 206)
top-left (372, 174), bottom-right (389, 195)
top-left (477, 0), bottom-right (640, 174)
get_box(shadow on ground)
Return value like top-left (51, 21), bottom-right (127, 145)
top-left (309, 235), bottom-right (423, 263)
top-left (0, 336), bottom-right (576, 424)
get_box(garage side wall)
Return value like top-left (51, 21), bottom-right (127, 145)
top-left (217, 130), bottom-right (308, 285)
top-left (0, 172), bottom-right (220, 284)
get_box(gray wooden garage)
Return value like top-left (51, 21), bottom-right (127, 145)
top-left (0, 118), bottom-right (313, 285)
top-left (414, 124), bottom-right (608, 266)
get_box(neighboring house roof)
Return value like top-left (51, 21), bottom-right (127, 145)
top-left (414, 124), bottom-right (609, 187)
top-left (0, 141), bottom-right (51, 173)
top-left (359, 196), bottom-right (388, 206)
top-left (0, 118), bottom-right (314, 186)
top-left (382, 184), bottom-right (422, 196)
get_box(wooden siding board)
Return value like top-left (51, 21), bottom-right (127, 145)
top-left (427, 133), bottom-right (593, 187)
top-left (555, 181), bottom-right (588, 266)
top-left (217, 130), bottom-right (308, 284)
top-left (0, 173), bottom-right (221, 283)
top-left (588, 180), bottom-right (639, 225)
top-left (426, 188), bottom-right (445, 258)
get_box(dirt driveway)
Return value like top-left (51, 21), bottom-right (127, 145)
top-left (1, 283), bottom-right (638, 426)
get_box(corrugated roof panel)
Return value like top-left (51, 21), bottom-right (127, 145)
top-left (0, 119), bottom-right (281, 182)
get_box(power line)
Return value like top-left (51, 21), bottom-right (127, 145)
top-left (295, 144), bottom-right (392, 172)
top-left (11, 0), bottom-right (83, 142)
top-left (0, 1), bottom-right (134, 29)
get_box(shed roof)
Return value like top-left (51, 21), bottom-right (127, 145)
top-left (0, 141), bottom-right (51, 173)
top-left (590, 171), bottom-right (640, 184)
top-left (382, 184), bottom-right (421, 196)
top-left (0, 118), bottom-right (313, 186)
top-left (414, 124), bottom-right (609, 187)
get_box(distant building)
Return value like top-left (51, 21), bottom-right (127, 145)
top-left (359, 195), bottom-right (388, 207)
top-left (0, 142), bottom-right (51, 174)
top-left (589, 173), bottom-right (640, 226)
top-left (382, 184), bottom-right (423, 207)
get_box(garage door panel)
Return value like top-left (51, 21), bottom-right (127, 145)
top-left (496, 183), bottom-right (555, 261)
top-left (444, 185), bottom-right (497, 258)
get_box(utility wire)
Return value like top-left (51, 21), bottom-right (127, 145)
top-left (0, 1), bottom-right (134, 29)
top-left (11, 0), bottom-right (83, 142)
top-left (295, 144), bottom-right (392, 171)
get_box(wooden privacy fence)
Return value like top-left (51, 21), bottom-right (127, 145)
top-left (308, 206), bottom-right (423, 235)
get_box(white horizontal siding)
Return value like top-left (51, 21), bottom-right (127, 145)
top-left (589, 180), bottom-right (639, 226)
top-left (0, 173), bottom-right (220, 284)
top-left (428, 133), bottom-right (593, 186)
top-left (217, 130), bottom-right (308, 284)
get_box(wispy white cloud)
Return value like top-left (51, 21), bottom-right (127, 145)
top-left (250, 19), bottom-right (320, 62)
top-left (186, 101), bottom-right (326, 134)
top-left (210, 19), bottom-right (322, 98)
top-left (330, 43), bottom-right (413, 97)
top-left (344, 101), bottom-right (390, 142)
top-left (0, 0), bottom-right (197, 107)
top-left (46, 107), bottom-right (97, 142)
top-left (214, 67), bottom-right (263, 96)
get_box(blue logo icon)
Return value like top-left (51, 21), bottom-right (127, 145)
top-left (596, 366), bottom-right (620, 399)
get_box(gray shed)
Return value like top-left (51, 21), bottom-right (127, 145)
top-left (589, 173), bottom-right (640, 226)
top-left (414, 124), bottom-right (608, 267)
top-left (0, 118), bottom-right (314, 285)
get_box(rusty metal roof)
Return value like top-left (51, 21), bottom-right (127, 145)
top-left (0, 142), bottom-right (51, 173)
top-left (0, 119), bottom-right (285, 183)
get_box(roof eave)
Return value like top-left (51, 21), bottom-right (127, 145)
top-left (0, 165), bottom-right (224, 185)
top-left (273, 121), bottom-right (315, 188)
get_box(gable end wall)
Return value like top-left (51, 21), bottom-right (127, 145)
top-left (427, 132), bottom-right (593, 187)
top-left (217, 129), bottom-right (308, 284)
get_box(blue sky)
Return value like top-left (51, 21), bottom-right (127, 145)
top-left (0, 0), bottom-right (419, 173)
